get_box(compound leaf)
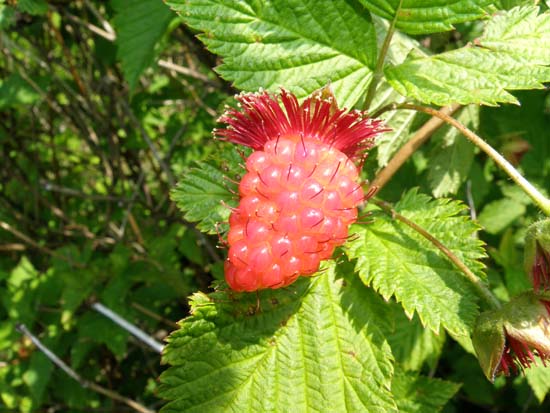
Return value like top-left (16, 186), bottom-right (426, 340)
top-left (386, 6), bottom-right (550, 106)
top-left (166, 0), bottom-right (378, 108)
top-left (159, 262), bottom-right (396, 412)
top-left (346, 189), bottom-right (485, 338)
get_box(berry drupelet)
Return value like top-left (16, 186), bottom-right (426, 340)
top-left (216, 87), bottom-right (387, 291)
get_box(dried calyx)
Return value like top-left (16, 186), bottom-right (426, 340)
top-left (473, 292), bottom-right (550, 381)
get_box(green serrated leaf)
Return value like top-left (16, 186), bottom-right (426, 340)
top-left (159, 262), bottom-right (397, 412)
top-left (427, 106), bottom-right (478, 197)
top-left (386, 6), bottom-right (550, 106)
top-left (392, 369), bottom-right (460, 413)
top-left (386, 47), bottom-right (550, 106)
top-left (346, 189), bottom-right (485, 338)
top-left (170, 151), bottom-right (240, 235)
top-left (498, 0), bottom-right (536, 10)
top-left (112, 0), bottom-right (173, 90)
top-left (167, 0), bottom-right (378, 108)
top-left (359, 0), bottom-right (493, 34)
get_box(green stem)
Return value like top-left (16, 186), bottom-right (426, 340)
top-left (398, 104), bottom-right (550, 217)
top-left (362, 0), bottom-right (403, 111)
top-left (374, 199), bottom-right (502, 310)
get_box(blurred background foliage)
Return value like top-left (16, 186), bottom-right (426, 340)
top-left (1, 0), bottom-right (550, 412)
top-left (1, 0), bottom-right (229, 411)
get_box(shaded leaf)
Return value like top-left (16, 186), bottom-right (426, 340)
top-left (17, 0), bottom-right (48, 15)
top-left (480, 90), bottom-right (550, 181)
top-left (0, 4), bottom-right (17, 29)
top-left (526, 364), bottom-right (550, 403)
top-left (0, 74), bottom-right (49, 109)
top-left (393, 370), bottom-right (460, 413)
top-left (490, 229), bottom-right (531, 296)
top-left (376, 107), bottom-right (417, 167)
top-left (387, 304), bottom-right (445, 372)
top-left (78, 312), bottom-right (129, 358)
top-left (112, 0), bottom-right (173, 90)
top-left (370, 17), bottom-right (421, 167)
top-left (427, 106), bottom-right (478, 197)
top-left (23, 352), bottom-right (54, 405)
top-left (477, 198), bottom-right (526, 234)
top-left (0, 257), bottom-right (40, 326)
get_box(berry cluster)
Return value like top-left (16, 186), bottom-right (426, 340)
top-left (217, 88), bottom-right (386, 291)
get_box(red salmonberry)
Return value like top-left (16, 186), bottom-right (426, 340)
top-left (216, 87), bottom-right (387, 291)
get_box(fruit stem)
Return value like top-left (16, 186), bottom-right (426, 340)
top-left (374, 199), bottom-right (502, 310)
top-left (398, 104), bottom-right (550, 217)
top-left (362, 0), bottom-right (403, 112)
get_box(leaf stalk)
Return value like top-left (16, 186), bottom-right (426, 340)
top-left (373, 199), bottom-right (502, 310)
top-left (363, 0), bottom-right (403, 111)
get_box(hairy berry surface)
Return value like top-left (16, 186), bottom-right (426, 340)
top-left (217, 88), bottom-right (386, 291)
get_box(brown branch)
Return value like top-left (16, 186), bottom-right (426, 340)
top-left (0, 243), bottom-right (26, 252)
